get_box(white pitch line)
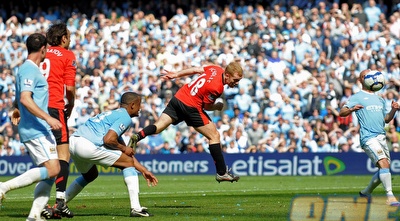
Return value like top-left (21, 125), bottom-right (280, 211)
top-left (2, 186), bottom-right (371, 200)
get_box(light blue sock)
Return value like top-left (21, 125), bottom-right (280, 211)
top-left (123, 167), bottom-right (141, 210)
top-left (361, 171), bottom-right (381, 195)
top-left (28, 179), bottom-right (54, 219)
top-left (66, 176), bottom-right (89, 203)
top-left (379, 168), bottom-right (394, 197)
top-left (1, 167), bottom-right (48, 192)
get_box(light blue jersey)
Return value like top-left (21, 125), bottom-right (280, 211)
top-left (15, 60), bottom-right (52, 142)
top-left (344, 90), bottom-right (386, 146)
top-left (73, 108), bottom-right (132, 146)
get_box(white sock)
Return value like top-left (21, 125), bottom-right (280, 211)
top-left (123, 167), bottom-right (141, 210)
top-left (56, 191), bottom-right (66, 201)
top-left (27, 179), bottom-right (54, 220)
top-left (379, 168), bottom-right (394, 197)
top-left (1, 167), bottom-right (48, 193)
top-left (361, 171), bottom-right (381, 195)
top-left (66, 176), bottom-right (89, 203)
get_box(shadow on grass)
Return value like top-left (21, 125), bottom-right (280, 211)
top-left (4, 214), bottom-right (28, 218)
top-left (73, 213), bottom-right (129, 217)
top-left (154, 205), bottom-right (199, 208)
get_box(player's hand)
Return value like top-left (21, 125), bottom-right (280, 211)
top-left (160, 70), bottom-right (177, 80)
top-left (214, 98), bottom-right (224, 111)
top-left (351, 104), bottom-right (363, 111)
top-left (47, 117), bottom-right (62, 130)
top-left (11, 109), bottom-right (21, 125)
top-left (123, 146), bottom-right (134, 157)
top-left (65, 103), bottom-right (74, 119)
top-left (142, 171), bottom-right (158, 187)
top-left (392, 100), bottom-right (400, 110)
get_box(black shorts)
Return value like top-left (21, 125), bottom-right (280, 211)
top-left (163, 96), bottom-right (211, 127)
top-left (48, 107), bottom-right (69, 145)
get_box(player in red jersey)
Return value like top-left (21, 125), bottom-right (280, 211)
top-left (130, 61), bottom-right (242, 182)
top-left (40, 22), bottom-right (76, 218)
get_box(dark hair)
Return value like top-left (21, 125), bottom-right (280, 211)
top-left (46, 22), bottom-right (68, 46)
top-left (26, 33), bottom-right (47, 54)
top-left (120, 92), bottom-right (141, 105)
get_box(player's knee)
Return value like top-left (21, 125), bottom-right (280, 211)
top-left (45, 160), bottom-right (61, 178)
top-left (82, 166), bottom-right (98, 183)
top-left (207, 131), bottom-right (220, 143)
top-left (82, 172), bottom-right (98, 183)
top-left (57, 144), bottom-right (71, 161)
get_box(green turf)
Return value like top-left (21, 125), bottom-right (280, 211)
top-left (0, 175), bottom-right (399, 220)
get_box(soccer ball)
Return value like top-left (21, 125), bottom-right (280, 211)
top-left (363, 70), bottom-right (385, 91)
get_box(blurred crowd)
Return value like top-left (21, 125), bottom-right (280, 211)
top-left (0, 0), bottom-right (400, 156)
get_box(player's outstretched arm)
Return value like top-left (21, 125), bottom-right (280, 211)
top-left (385, 100), bottom-right (400, 123)
top-left (204, 98), bottom-right (224, 111)
top-left (339, 104), bottom-right (363, 117)
top-left (161, 66), bottom-right (204, 80)
top-left (131, 156), bottom-right (158, 187)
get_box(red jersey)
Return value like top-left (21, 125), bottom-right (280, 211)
top-left (175, 65), bottom-right (224, 108)
top-left (40, 46), bottom-right (76, 109)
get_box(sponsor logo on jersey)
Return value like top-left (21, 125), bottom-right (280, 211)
top-left (119, 123), bottom-right (126, 132)
top-left (24, 79), bottom-right (33, 87)
top-left (49, 147), bottom-right (56, 153)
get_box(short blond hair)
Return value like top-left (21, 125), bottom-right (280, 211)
top-left (225, 61), bottom-right (243, 77)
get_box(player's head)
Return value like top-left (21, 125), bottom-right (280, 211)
top-left (120, 92), bottom-right (142, 117)
top-left (359, 69), bottom-right (370, 90)
top-left (26, 33), bottom-right (47, 61)
top-left (224, 61), bottom-right (243, 88)
top-left (46, 22), bottom-right (71, 49)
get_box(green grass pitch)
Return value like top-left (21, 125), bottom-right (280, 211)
top-left (0, 175), bottom-right (399, 220)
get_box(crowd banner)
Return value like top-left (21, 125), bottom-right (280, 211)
top-left (1, 153), bottom-right (400, 176)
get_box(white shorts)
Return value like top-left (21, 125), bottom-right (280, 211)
top-left (24, 134), bottom-right (58, 166)
top-left (363, 134), bottom-right (390, 165)
top-left (69, 136), bottom-right (122, 173)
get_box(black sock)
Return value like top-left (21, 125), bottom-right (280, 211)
top-left (55, 160), bottom-right (70, 200)
top-left (82, 165), bottom-right (99, 183)
top-left (208, 143), bottom-right (226, 175)
top-left (137, 125), bottom-right (157, 140)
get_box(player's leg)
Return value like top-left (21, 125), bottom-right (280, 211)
top-left (194, 122), bottom-right (239, 182)
top-left (113, 153), bottom-right (153, 217)
top-left (49, 108), bottom-right (73, 217)
top-left (362, 137), bottom-right (383, 196)
top-left (363, 134), bottom-right (399, 205)
top-left (377, 158), bottom-right (399, 205)
top-left (194, 122), bottom-right (225, 173)
top-left (43, 136), bottom-right (99, 219)
top-left (28, 179), bottom-right (55, 220)
top-left (130, 97), bottom-right (181, 149)
top-left (66, 165), bottom-right (98, 203)
top-left (131, 112), bottom-right (175, 148)
top-left (2, 165), bottom-right (57, 221)
top-left (1, 135), bottom-right (60, 220)
top-left (65, 136), bottom-right (102, 203)
top-left (56, 143), bottom-right (70, 199)
top-left (359, 171), bottom-right (380, 196)
top-left (0, 160), bottom-right (59, 193)
top-left (377, 134), bottom-right (399, 205)
top-left (70, 135), bottom-right (155, 217)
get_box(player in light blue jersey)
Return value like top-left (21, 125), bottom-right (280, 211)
top-left (0, 33), bottom-right (63, 221)
top-left (339, 69), bottom-right (400, 206)
top-left (63, 92), bottom-right (158, 217)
